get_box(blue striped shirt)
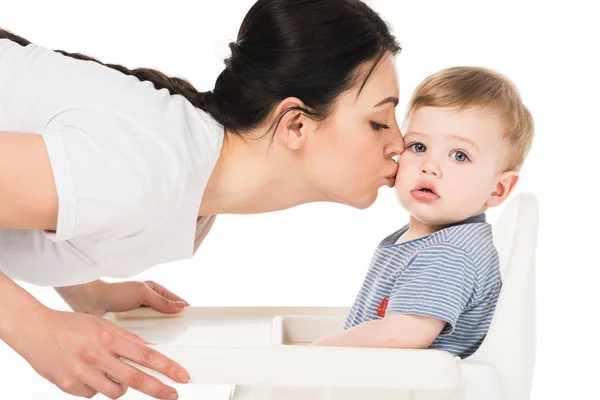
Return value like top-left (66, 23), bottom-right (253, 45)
top-left (344, 214), bottom-right (501, 358)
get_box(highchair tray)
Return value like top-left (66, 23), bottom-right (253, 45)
top-left (104, 306), bottom-right (459, 390)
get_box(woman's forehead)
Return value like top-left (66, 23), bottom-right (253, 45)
top-left (355, 55), bottom-right (399, 104)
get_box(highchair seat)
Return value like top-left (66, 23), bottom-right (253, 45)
top-left (106, 192), bottom-right (539, 400)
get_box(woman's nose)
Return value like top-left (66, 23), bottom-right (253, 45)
top-left (385, 127), bottom-right (405, 158)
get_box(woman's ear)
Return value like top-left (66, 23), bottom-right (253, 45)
top-left (272, 97), bottom-right (316, 150)
top-left (486, 171), bottom-right (519, 208)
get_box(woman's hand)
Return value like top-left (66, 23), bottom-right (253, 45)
top-left (56, 280), bottom-right (190, 316)
top-left (95, 280), bottom-right (190, 316)
top-left (11, 306), bottom-right (188, 399)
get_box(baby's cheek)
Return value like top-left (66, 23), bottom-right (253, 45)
top-left (396, 156), bottom-right (412, 177)
top-left (396, 156), bottom-right (419, 189)
top-left (474, 167), bottom-right (499, 193)
top-left (394, 167), bottom-right (408, 190)
top-left (462, 176), bottom-right (494, 205)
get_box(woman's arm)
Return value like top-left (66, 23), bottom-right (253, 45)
top-left (0, 272), bottom-right (47, 342)
top-left (0, 131), bottom-right (58, 230)
top-left (54, 280), bottom-right (108, 314)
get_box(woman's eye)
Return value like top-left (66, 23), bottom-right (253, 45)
top-left (408, 143), bottom-right (426, 152)
top-left (370, 121), bottom-right (389, 131)
top-left (450, 150), bottom-right (469, 162)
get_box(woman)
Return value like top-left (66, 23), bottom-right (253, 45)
top-left (0, 0), bottom-right (403, 399)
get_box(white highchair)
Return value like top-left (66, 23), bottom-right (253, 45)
top-left (108, 192), bottom-right (539, 400)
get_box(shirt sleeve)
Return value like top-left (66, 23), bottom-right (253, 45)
top-left (387, 243), bottom-right (477, 335)
top-left (41, 105), bottom-right (165, 242)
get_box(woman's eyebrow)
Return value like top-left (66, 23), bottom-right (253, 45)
top-left (374, 96), bottom-right (399, 108)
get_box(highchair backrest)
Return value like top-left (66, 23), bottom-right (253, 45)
top-left (468, 193), bottom-right (539, 400)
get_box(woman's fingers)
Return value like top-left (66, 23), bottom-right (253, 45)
top-left (111, 335), bottom-right (190, 385)
top-left (139, 283), bottom-right (187, 314)
top-left (92, 320), bottom-right (186, 400)
top-left (144, 281), bottom-right (190, 306)
top-left (83, 371), bottom-right (128, 399)
top-left (101, 350), bottom-right (182, 400)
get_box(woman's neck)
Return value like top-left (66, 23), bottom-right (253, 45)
top-left (198, 129), bottom-right (325, 216)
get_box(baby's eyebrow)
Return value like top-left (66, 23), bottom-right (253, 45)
top-left (448, 134), bottom-right (480, 153)
top-left (404, 131), bottom-right (425, 138)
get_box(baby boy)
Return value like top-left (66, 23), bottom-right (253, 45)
top-left (313, 66), bottom-right (534, 358)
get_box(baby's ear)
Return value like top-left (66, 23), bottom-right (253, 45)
top-left (486, 171), bottom-right (519, 207)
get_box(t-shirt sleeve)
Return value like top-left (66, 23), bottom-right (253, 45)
top-left (387, 243), bottom-right (477, 335)
top-left (41, 105), bottom-right (162, 242)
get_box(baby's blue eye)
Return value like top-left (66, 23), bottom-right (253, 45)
top-left (451, 151), bottom-right (469, 162)
top-left (409, 143), bottom-right (426, 152)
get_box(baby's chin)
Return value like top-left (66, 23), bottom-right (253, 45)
top-left (400, 200), bottom-right (466, 227)
top-left (409, 212), bottom-right (459, 228)
top-left (408, 206), bottom-right (485, 228)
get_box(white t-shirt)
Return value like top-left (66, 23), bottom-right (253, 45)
top-left (0, 38), bottom-right (224, 286)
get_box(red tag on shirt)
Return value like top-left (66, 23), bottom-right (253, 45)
top-left (376, 296), bottom-right (389, 318)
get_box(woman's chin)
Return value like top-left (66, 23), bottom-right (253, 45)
top-left (349, 191), bottom-right (378, 210)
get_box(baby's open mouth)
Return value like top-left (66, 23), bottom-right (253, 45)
top-left (412, 183), bottom-right (439, 200)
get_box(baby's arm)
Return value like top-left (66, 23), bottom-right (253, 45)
top-left (311, 313), bottom-right (445, 348)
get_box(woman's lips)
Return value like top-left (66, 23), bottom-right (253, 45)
top-left (385, 164), bottom-right (399, 187)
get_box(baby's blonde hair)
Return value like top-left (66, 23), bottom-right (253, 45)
top-left (406, 66), bottom-right (534, 171)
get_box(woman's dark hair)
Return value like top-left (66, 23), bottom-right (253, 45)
top-left (1, 0), bottom-right (400, 134)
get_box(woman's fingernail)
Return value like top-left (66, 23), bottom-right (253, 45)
top-left (178, 372), bottom-right (190, 383)
top-left (175, 301), bottom-right (186, 308)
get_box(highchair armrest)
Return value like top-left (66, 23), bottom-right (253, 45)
top-left (137, 344), bottom-right (460, 389)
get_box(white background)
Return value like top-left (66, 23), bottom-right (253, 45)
top-left (1, 0), bottom-right (598, 398)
